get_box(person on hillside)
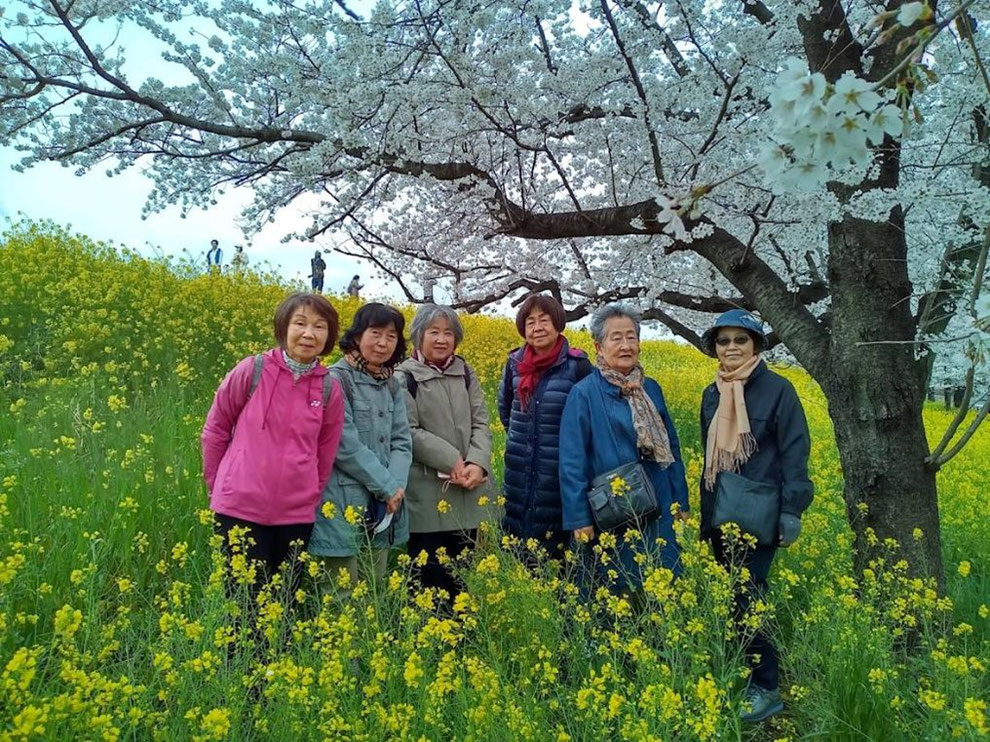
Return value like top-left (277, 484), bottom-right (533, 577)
top-left (559, 303), bottom-right (688, 594)
top-left (201, 293), bottom-right (344, 588)
top-left (395, 304), bottom-right (491, 601)
top-left (422, 276), bottom-right (436, 304)
top-left (206, 239), bottom-right (223, 275)
top-left (497, 294), bottom-right (593, 559)
top-left (231, 245), bottom-right (249, 273)
top-left (698, 309), bottom-right (813, 723)
top-left (309, 303), bottom-right (412, 592)
top-left (311, 251), bottom-right (327, 293)
top-left (347, 274), bottom-right (364, 299)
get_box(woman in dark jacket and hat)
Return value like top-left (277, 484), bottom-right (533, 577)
top-left (497, 294), bottom-right (593, 557)
top-left (699, 309), bottom-right (813, 723)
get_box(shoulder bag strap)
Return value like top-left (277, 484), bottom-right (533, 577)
top-left (248, 353), bottom-right (264, 397)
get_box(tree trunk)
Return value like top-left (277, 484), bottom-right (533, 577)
top-left (824, 210), bottom-right (944, 584)
top-left (824, 375), bottom-right (943, 582)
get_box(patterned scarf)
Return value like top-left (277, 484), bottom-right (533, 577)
top-left (346, 350), bottom-right (395, 381)
top-left (703, 354), bottom-right (761, 489)
top-left (282, 349), bottom-right (318, 381)
top-left (412, 349), bottom-right (456, 374)
top-left (516, 335), bottom-right (565, 411)
top-left (596, 357), bottom-right (674, 467)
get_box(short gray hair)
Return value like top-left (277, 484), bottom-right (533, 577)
top-left (589, 302), bottom-right (642, 344)
top-left (409, 304), bottom-right (464, 350)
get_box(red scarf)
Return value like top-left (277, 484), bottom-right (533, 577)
top-left (516, 336), bottom-right (565, 411)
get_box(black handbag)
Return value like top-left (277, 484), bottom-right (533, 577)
top-left (584, 383), bottom-right (660, 532)
top-left (712, 471), bottom-right (780, 546)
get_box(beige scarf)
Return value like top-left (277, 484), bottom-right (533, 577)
top-left (703, 355), bottom-right (761, 489)
top-left (597, 358), bottom-right (675, 467)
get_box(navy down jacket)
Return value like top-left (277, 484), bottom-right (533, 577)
top-left (497, 339), bottom-right (594, 540)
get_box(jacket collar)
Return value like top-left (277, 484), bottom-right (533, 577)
top-left (709, 357), bottom-right (766, 391)
top-left (509, 337), bottom-right (576, 369)
top-left (331, 355), bottom-right (394, 384)
top-left (267, 346), bottom-right (328, 376)
top-left (399, 355), bottom-right (466, 381)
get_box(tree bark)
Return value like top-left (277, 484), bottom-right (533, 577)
top-left (823, 211), bottom-right (944, 583)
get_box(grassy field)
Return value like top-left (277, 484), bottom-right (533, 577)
top-left (1, 222), bottom-right (987, 740)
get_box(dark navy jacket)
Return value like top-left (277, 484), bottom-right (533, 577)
top-left (497, 339), bottom-right (593, 540)
top-left (699, 360), bottom-right (813, 535)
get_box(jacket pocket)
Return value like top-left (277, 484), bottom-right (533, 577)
top-left (352, 400), bottom-right (373, 432)
top-left (216, 446), bottom-right (246, 499)
top-left (747, 414), bottom-right (770, 441)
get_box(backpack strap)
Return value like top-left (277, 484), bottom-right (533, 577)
top-left (248, 354), bottom-right (264, 397)
top-left (248, 354), bottom-right (334, 409)
top-left (328, 367), bottom-right (356, 406)
top-left (329, 366), bottom-right (400, 405)
top-left (322, 372), bottom-right (333, 406)
top-left (405, 362), bottom-right (472, 400)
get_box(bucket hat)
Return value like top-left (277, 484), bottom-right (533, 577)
top-left (701, 309), bottom-right (766, 357)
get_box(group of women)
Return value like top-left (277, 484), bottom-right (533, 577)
top-left (202, 292), bottom-right (812, 723)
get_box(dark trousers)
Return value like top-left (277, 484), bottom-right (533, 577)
top-left (214, 513), bottom-right (313, 593)
top-left (407, 529), bottom-right (476, 600)
top-left (311, 275), bottom-right (324, 292)
top-left (710, 529), bottom-right (779, 691)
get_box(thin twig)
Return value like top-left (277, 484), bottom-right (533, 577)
top-left (928, 366), bottom-right (975, 462)
top-left (935, 392), bottom-right (990, 467)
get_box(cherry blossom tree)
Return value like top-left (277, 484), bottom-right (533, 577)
top-left (3, 0), bottom-right (989, 580)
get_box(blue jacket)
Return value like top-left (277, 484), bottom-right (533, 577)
top-left (699, 360), bottom-right (813, 536)
top-left (497, 339), bottom-right (593, 539)
top-left (558, 370), bottom-right (688, 578)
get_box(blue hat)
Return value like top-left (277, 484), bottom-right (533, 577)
top-left (701, 309), bottom-right (766, 357)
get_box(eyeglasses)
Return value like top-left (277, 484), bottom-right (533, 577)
top-left (715, 335), bottom-right (752, 347)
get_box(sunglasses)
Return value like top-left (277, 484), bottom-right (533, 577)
top-left (715, 335), bottom-right (752, 347)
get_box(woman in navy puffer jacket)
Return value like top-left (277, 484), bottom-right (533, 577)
top-left (497, 295), bottom-right (593, 557)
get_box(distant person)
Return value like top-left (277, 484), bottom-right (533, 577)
top-left (423, 276), bottom-right (436, 304)
top-left (231, 245), bottom-right (249, 272)
top-left (207, 239), bottom-right (223, 274)
top-left (311, 251), bottom-right (327, 293)
top-left (347, 274), bottom-right (364, 299)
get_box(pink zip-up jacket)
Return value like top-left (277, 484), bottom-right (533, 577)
top-left (201, 348), bottom-right (345, 525)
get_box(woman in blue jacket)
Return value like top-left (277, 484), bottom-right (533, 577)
top-left (699, 309), bottom-right (813, 723)
top-left (497, 294), bottom-right (593, 557)
top-left (559, 303), bottom-right (689, 592)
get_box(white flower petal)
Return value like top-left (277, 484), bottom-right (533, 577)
top-left (897, 2), bottom-right (926, 27)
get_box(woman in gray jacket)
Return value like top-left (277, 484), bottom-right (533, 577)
top-left (396, 305), bottom-right (492, 599)
top-left (309, 303), bottom-right (412, 589)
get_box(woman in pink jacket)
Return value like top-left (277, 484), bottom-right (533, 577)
top-left (201, 292), bottom-right (345, 584)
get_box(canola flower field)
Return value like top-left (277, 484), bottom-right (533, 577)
top-left (0, 222), bottom-right (988, 741)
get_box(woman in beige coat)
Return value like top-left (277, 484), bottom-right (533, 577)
top-left (396, 304), bottom-right (492, 599)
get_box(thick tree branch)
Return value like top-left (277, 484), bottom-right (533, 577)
top-left (797, 0), bottom-right (864, 81)
top-left (642, 307), bottom-right (705, 351)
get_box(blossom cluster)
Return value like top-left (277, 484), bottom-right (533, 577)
top-left (759, 59), bottom-right (905, 192)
